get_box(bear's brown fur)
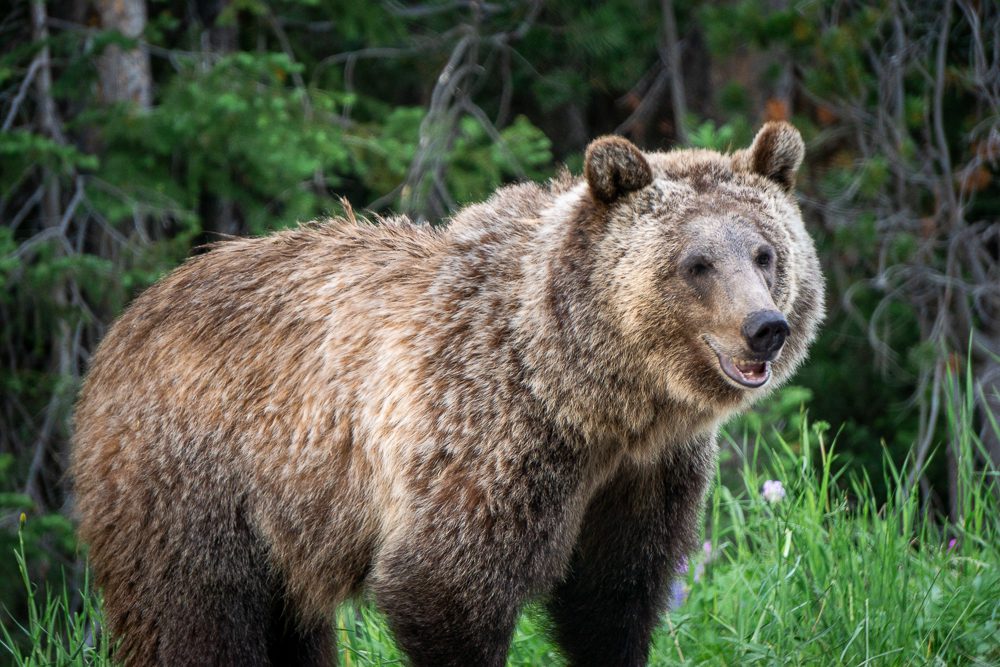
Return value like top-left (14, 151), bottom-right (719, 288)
top-left (71, 122), bottom-right (823, 666)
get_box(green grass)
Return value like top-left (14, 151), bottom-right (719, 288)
top-left (4, 387), bottom-right (999, 665)
top-left (653, 419), bottom-right (1000, 666)
top-left (0, 522), bottom-right (110, 666)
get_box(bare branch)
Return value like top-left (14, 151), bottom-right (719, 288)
top-left (382, 0), bottom-right (502, 19)
top-left (1, 55), bottom-right (42, 132)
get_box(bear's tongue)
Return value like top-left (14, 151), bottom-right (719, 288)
top-left (719, 355), bottom-right (770, 388)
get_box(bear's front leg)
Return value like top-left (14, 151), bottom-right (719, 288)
top-left (371, 436), bottom-right (590, 667)
top-left (548, 436), bottom-right (716, 667)
top-left (373, 514), bottom-right (560, 667)
top-left (373, 551), bottom-right (522, 667)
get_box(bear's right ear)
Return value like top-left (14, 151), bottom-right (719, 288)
top-left (733, 121), bottom-right (805, 192)
top-left (584, 136), bottom-right (653, 205)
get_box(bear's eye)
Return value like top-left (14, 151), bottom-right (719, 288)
top-left (755, 250), bottom-right (773, 268)
top-left (688, 260), bottom-right (712, 277)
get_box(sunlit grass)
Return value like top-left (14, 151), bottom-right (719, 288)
top-left (649, 416), bottom-right (1000, 666)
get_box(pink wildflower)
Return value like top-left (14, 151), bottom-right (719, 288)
top-left (762, 479), bottom-right (786, 504)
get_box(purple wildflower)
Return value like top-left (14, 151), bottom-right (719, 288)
top-left (669, 579), bottom-right (687, 608)
top-left (762, 479), bottom-right (786, 504)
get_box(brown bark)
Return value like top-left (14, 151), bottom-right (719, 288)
top-left (96, 0), bottom-right (152, 108)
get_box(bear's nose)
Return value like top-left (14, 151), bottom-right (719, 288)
top-left (742, 310), bottom-right (789, 358)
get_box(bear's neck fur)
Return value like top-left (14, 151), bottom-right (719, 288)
top-left (512, 184), bottom-right (719, 461)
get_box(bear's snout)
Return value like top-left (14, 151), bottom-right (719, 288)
top-left (741, 310), bottom-right (789, 359)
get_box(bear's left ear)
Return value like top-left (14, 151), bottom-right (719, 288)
top-left (734, 121), bottom-right (805, 192)
top-left (584, 135), bottom-right (653, 205)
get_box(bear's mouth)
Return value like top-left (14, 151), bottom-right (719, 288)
top-left (704, 337), bottom-right (772, 389)
top-left (717, 354), bottom-right (770, 388)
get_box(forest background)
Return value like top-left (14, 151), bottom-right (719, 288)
top-left (0, 0), bottom-right (998, 649)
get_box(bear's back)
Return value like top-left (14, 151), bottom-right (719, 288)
top-left (76, 219), bottom-right (446, 425)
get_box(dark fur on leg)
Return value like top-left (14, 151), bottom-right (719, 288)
top-left (146, 526), bottom-right (275, 665)
top-left (379, 589), bottom-right (516, 667)
top-left (266, 607), bottom-right (334, 667)
top-left (373, 552), bottom-right (520, 667)
top-left (153, 583), bottom-right (272, 666)
top-left (549, 438), bottom-right (717, 667)
top-left (97, 477), bottom-right (283, 666)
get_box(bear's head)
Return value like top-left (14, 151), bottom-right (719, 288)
top-left (576, 122), bottom-right (824, 411)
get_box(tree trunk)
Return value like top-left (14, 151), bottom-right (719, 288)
top-left (659, 0), bottom-right (687, 144)
top-left (27, 0), bottom-right (73, 509)
top-left (195, 0), bottom-right (238, 54)
top-left (95, 0), bottom-right (152, 108)
top-left (193, 0), bottom-right (243, 238)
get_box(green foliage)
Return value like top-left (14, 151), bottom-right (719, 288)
top-left (0, 130), bottom-right (97, 177)
top-left (0, 227), bottom-right (19, 292)
top-left (362, 110), bottom-right (552, 211)
top-left (445, 115), bottom-right (553, 205)
top-left (522, 0), bottom-right (661, 104)
top-left (0, 521), bottom-right (109, 666)
top-left (686, 119), bottom-right (754, 152)
top-left (730, 385), bottom-right (814, 442)
top-left (658, 415), bottom-right (1000, 665)
top-left (96, 52), bottom-right (355, 235)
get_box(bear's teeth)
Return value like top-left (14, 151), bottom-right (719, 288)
top-left (717, 353), bottom-right (771, 387)
top-left (735, 360), bottom-right (766, 376)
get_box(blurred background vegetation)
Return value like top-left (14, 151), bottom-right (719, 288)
top-left (1, 0), bottom-right (998, 635)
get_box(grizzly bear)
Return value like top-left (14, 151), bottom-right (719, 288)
top-left (71, 121), bottom-right (823, 666)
